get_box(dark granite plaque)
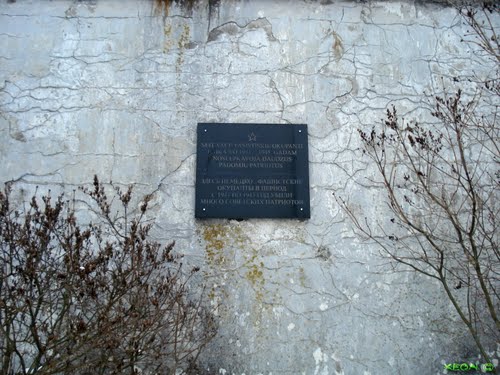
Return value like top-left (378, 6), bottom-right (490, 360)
top-left (195, 123), bottom-right (310, 219)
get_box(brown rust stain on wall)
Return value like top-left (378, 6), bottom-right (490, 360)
top-left (153, 0), bottom-right (170, 16)
top-left (332, 31), bottom-right (344, 61)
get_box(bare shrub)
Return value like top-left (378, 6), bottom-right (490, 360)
top-left (0, 176), bottom-right (216, 375)
top-left (335, 2), bottom-right (499, 366)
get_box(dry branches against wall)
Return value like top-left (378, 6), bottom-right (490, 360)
top-left (0, 176), bottom-right (216, 375)
top-left (335, 3), bottom-right (499, 366)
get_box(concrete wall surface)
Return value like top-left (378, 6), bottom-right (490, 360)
top-left (0, 1), bottom-right (498, 374)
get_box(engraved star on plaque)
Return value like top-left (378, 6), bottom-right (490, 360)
top-left (248, 132), bottom-right (257, 142)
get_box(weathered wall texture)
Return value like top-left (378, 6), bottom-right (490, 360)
top-left (0, 1), bottom-right (497, 374)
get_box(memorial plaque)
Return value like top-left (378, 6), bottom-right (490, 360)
top-left (195, 123), bottom-right (310, 219)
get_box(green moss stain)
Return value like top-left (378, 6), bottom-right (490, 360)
top-left (163, 22), bottom-right (173, 53)
top-left (246, 261), bottom-right (265, 303)
top-left (176, 24), bottom-right (190, 69)
top-left (298, 266), bottom-right (307, 288)
top-left (201, 223), bottom-right (229, 267)
top-left (246, 262), bottom-right (264, 286)
top-left (200, 224), bottom-right (231, 307)
top-left (198, 223), bottom-right (274, 326)
top-left (241, 246), bottom-right (267, 307)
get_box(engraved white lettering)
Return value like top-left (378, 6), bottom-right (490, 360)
top-left (248, 162), bottom-right (283, 168)
top-left (265, 199), bottom-right (304, 205)
top-left (218, 162), bottom-right (248, 168)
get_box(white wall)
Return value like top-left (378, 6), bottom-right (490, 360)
top-left (0, 1), bottom-right (497, 373)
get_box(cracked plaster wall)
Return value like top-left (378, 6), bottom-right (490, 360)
top-left (0, 1), bottom-right (497, 374)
